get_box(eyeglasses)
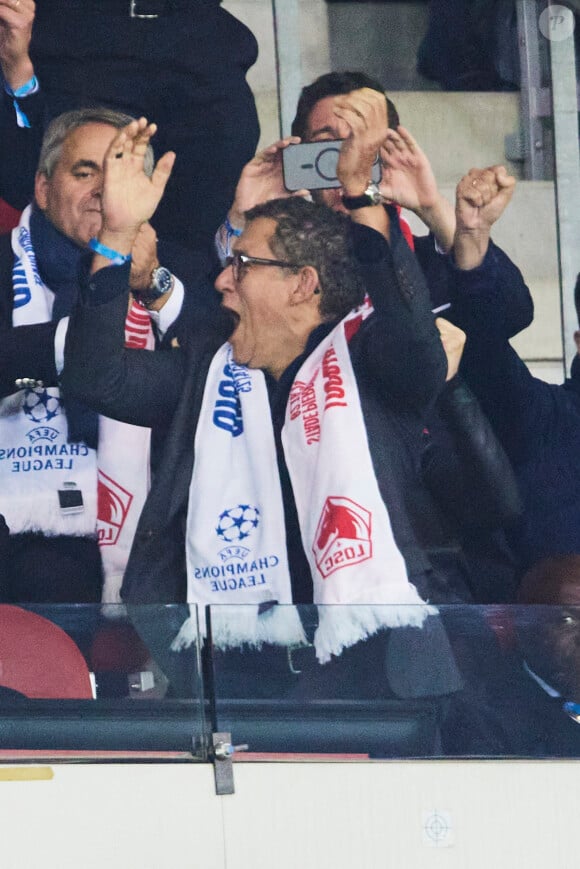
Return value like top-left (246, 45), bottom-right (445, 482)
top-left (225, 252), bottom-right (303, 282)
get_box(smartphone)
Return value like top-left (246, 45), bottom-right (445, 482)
top-left (282, 140), bottom-right (382, 191)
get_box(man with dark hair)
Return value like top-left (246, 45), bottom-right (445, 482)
top-left (220, 69), bottom-right (532, 335)
top-left (0, 108), bottom-right (216, 603)
top-left (291, 70), bottom-right (401, 140)
top-left (218, 71), bottom-right (458, 266)
top-left (62, 117), bottom-right (453, 651)
top-left (216, 71), bottom-right (527, 603)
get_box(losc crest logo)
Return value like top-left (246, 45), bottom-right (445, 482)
top-left (313, 496), bottom-right (372, 579)
top-left (97, 470), bottom-right (133, 546)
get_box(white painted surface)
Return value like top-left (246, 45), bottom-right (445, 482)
top-left (0, 760), bottom-right (579, 868)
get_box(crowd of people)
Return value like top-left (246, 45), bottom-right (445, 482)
top-left (1, 2), bottom-right (579, 754)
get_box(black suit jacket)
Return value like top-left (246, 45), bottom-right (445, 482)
top-left (0, 228), bottom-right (219, 400)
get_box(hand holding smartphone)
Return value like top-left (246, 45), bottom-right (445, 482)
top-left (283, 140), bottom-right (382, 192)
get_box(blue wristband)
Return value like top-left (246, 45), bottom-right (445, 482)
top-left (88, 237), bottom-right (132, 266)
top-left (7, 74), bottom-right (38, 98)
top-left (5, 74), bottom-right (38, 129)
top-left (563, 701), bottom-right (580, 721)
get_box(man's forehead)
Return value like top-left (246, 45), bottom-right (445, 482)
top-left (59, 122), bottom-right (118, 163)
top-left (236, 216), bottom-right (277, 252)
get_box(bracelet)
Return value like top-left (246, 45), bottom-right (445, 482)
top-left (6, 74), bottom-right (38, 98)
top-left (88, 237), bottom-right (132, 266)
top-left (5, 75), bottom-right (38, 129)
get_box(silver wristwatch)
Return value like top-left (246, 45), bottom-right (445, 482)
top-left (135, 265), bottom-right (174, 306)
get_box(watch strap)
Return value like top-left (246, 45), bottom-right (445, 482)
top-left (341, 183), bottom-right (383, 211)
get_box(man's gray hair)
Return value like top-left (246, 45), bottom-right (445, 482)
top-left (244, 197), bottom-right (365, 321)
top-left (38, 107), bottom-right (155, 178)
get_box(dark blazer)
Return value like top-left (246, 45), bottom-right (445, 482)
top-left (62, 222), bottom-right (450, 604)
top-left (456, 262), bottom-right (580, 569)
top-left (0, 229), bottom-right (219, 400)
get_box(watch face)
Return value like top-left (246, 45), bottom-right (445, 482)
top-left (366, 183), bottom-right (382, 204)
top-left (151, 266), bottom-right (173, 296)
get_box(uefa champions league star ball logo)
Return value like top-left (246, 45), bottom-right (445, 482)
top-left (22, 388), bottom-right (61, 423)
top-left (216, 504), bottom-right (260, 543)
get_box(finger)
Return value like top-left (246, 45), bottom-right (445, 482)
top-left (278, 135), bottom-right (301, 148)
top-left (0, 0), bottom-right (21, 15)
top-left (494, 165), bottom-right (516, 190)
top-left (257, 137), bottom-right (300, 164)
top-left (121, 117), bottom-right (149, 145)
top-left (151, 150), bottom-right (176, 190)
top-left (383, 130), bottom-right (407, 153)
top-left (130, 117), bottom-right (154, 144)
top-left (379, 142), bottom-right (406, 167)
top-left (460, 171), bottom-right (496, 202)
top-left (333, 102), bottom-right (369, 134)
top-left (107, 128), bottom-right (128, 161)
top-left (394, 125), bottom-right (420, 153)
top-left (456, 179), bottom-right (485, 207)
top-left (133, 123), bottom-right (157, 154)
top-left (290, 188), bottom-right (310, 200)
top-left (107, 119), bottom-right (145, 159)
top-left (335, 90), bottom-right (386, 132)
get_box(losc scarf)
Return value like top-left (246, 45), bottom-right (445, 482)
top-left (177, 304), bottom-right (434, 663)
top-left (0, 206), bottom-right (153, 603)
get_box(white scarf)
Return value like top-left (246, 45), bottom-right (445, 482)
top-left (176, 306), bottom-right (434, 663)
top-left (0, 206), bottom-right (152, 603)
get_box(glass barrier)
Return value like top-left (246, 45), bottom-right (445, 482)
top-left (0, 603), bottom-right (206, 758)
top-left (206, 604), bottom-right (580, 760)
top-left (3, 603), bottom-right (580, 761)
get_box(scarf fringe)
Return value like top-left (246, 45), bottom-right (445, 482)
top-left (314, 602), bottom-right (437, 664)
top-left (171, 614), bottom-right (198, 652)
top-left (210, 605), bottom-right (308, 651)
top-left (2, 498), bottom-right (97, 538)
top-left (171, 603), bottom-right (436, 664)
top-left (171, 605), bottom-right (308, 653)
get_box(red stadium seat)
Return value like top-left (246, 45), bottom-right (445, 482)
top-left (0, 605), bottom-right (93, 698)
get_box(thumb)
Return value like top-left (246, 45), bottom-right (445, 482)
top-left (151, 151), bottom-right (176, 191)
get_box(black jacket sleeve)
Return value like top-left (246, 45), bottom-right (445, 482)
top-left (446, 240), bottom-right (534, 339)
top-left (0, 90), bottom-right (46, 209)
top-left (414, 233), bottom-right (534, 339)
top-left (349, 218), bottom-right (448, 413)
top-left (62, 261), bottom-right (187, 427)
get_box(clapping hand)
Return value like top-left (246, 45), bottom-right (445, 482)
top-left (99, 117), bottom-right (175, 250)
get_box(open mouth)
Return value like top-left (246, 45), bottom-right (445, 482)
top-left (220, 299), bottom-right (240, 320)
top-left (220, 306), bottom-right (240, 336)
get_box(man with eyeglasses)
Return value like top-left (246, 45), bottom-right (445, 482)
top-left (215, 71), bottom-right (527, 605)
top-left (62, 116), bottom-right (459, 664)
